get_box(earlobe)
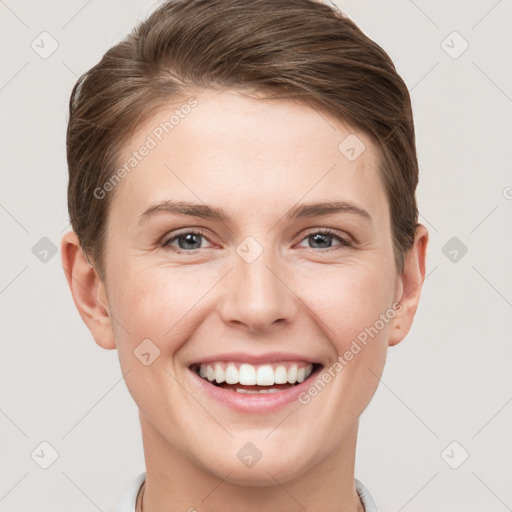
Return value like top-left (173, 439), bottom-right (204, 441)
top-left (61, 231), bottom-right (116, 350)
top-left (388, 224), bottom-right (429, 347)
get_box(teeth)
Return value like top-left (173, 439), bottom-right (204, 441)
top-left (196, 361), bottom-right (314, 386)
top-left (214, 364), bottom-right (225, 383)
top-left (274, 365), bottom-right (288, 384)
top-left (287, 364), bottom-right (298, 384)
top-left (239, 363), bottom-right (256, 385)
top-left (256, 365), bottom-right (274, 386)
top-left (225, 363), bottom-right (238, 384)
top-left (235, 387), bottom-right (282, 394)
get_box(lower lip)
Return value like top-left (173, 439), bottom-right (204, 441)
top-left (188, 366), bottom-right (322, 413)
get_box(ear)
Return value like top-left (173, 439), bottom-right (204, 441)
top-left (61, 230), bottom-right (116, 350)
top-left (388, 224), bottom-right (429, 347)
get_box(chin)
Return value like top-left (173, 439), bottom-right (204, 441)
top-left (197, 443), bottom-right (320, 487)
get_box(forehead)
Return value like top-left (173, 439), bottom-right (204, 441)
top-left (109, 88), bottom-right (388, 226)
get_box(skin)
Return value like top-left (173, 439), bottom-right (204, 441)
top-left (62, 88), bottom-right (428, 512)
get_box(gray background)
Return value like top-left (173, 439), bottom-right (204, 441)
top-left (1, 0), bottom-right (511, 510)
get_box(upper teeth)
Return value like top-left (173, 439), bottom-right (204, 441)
top-left (197, 362), bottom-right (314, 386)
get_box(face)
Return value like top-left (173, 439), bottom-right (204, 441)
top-left (74, 88), bottom-right (421, 485)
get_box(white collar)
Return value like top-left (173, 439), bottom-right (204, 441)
top-left (115, 472), bottom-right (379, 512)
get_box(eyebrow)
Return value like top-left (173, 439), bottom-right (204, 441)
top-left (138, 199), bottom-right (371, 224)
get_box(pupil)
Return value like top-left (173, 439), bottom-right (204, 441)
top-left (179, 233), bottom-right (201, 250)
top-left (310, 233), bottom-right (331, 249)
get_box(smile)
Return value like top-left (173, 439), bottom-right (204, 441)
top-left (190, 361), bottom-right (321, 394)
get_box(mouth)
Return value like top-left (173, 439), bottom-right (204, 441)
top-left (189, 360), bottom-right (323, 394)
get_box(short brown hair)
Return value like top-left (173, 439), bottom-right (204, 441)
top-left (66, 0), bottom-right (419, 280)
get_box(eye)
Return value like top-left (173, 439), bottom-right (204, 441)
top-left (162, 229), bottom-right (213, 252)
top-left (161, 227), bottom-right (352, 253)
top-left (297, 229), bottom-right (352, 250)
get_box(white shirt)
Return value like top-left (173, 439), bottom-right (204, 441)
top-left (115, 472), bottom-right (379, 512)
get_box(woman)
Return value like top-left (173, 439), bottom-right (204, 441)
top-left (61, 1), bottom-right (428, 510)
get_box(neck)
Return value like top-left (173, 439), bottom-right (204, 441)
top-left (137, 413), bottom-right (364, 512)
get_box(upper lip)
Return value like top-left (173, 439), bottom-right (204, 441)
top-left (189, 352), bottom-right (322, 366)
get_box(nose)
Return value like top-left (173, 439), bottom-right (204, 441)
top-left (218, 244), bottom-right (298, 333)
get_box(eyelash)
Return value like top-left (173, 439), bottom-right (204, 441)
top-left (161, 228), bottom-right (352, 253)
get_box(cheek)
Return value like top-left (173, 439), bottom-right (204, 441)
top-left (297, 261), bottom-right (396, 349)
top-left (107, 260), bottom-right (211, 353)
